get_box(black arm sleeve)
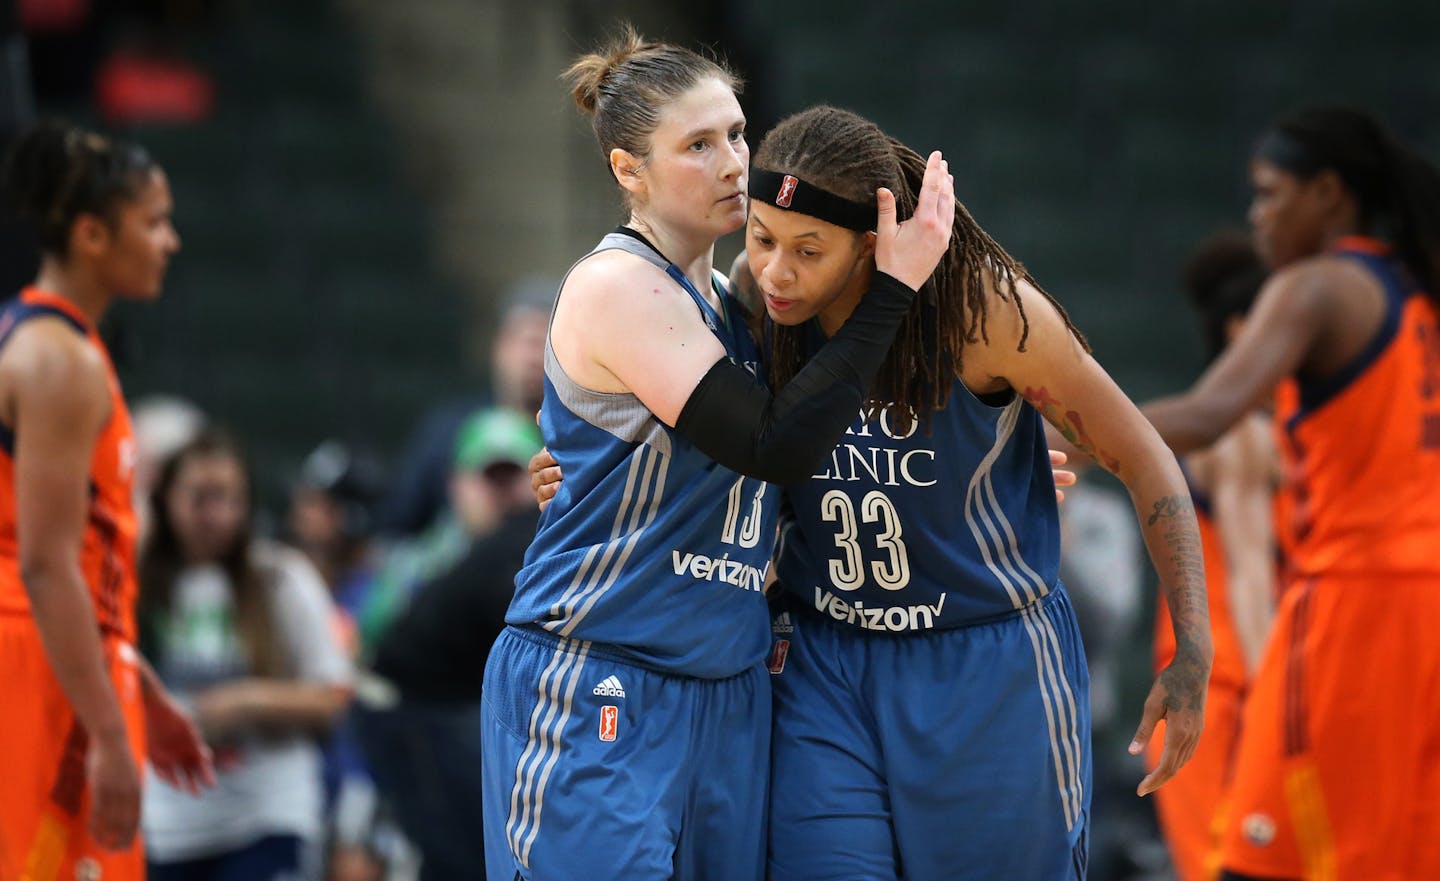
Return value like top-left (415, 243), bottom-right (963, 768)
top-left (674, 270), bottom-right (916, 485)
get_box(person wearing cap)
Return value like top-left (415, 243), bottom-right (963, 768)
top-left (351, 408), bottom-right (541, 881)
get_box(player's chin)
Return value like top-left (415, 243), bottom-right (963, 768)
top-left (712, 204), bottom-right (747, 233)
top-left (124, 281), bottom-right (166, 301)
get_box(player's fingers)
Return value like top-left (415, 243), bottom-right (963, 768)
top-left (1128, 692), bottom-right (1166, 755)
top-left (198, 743), bottom-right (217, 787)
top-left (1055, 488), bottom-right (1065, 504)
top-left (1049, 449), bottom-right (1068, 467)
top-left (154, 763), bottom-right (180, 789)
top-left (1053, 468), bottom-right (1077, 488)
top-left (1138, 729), bottom-right (1184, 796)
top-left (912, 152), bottom-right (944, 222)
top-left (875, 187), bottom-right (897, 236)
top-left (91, 789), bottom-right (138, 850)
top-left (935, 165), bottom-right (955, 230)
top-left (1172, 713), bottom-right (1204, 770)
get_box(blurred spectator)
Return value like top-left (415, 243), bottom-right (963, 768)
top-left (353, 407), bottom-right (541, 881)
top-left (289, 440), bottom-right (388, 628)
top-left (379, 279), bottom-right (550, 537)
top-left (138, 428), bottom-right (352, 881)
top-left (130, 393), bottom-right (206, 546)
top-left (1059, 478), bottom-right (1143, 728)
top-left (285, 441), bottom-right (393, 881)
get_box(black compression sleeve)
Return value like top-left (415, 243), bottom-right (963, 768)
top-left (674, 271), bottom-right (916, 485)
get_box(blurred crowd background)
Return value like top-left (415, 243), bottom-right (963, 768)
top-left (2, 0), bottom-right (1437, 879)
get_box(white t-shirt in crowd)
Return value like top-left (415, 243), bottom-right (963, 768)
top-left (142, 540), bottom-right (351, 863)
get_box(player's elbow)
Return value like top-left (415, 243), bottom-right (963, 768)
top-left (19, 549), bottom-right (70, 600)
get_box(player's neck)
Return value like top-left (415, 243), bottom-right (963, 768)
top-left (1320, 205), bottom-right (1366, 249)
top-left (30, 260), bottom-right (111, 326)
top-left (625, 218), bottom-right (716, 301)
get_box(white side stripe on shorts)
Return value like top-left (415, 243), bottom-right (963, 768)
top-left (963, 400), bottom-right (1086, 829)
top-left (505, 639), bottom-right (591, 868)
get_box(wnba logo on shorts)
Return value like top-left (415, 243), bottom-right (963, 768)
top-left (599, 705), bottom-right (618, 742)
top-left (776, 175), bottom-right (799, 208)
top-left (75, 857), bottom-right (102, 881)
top-left (768, 640), bottom-right (790, 674)
top-left (1243, 813), bottom-right (1276, 847)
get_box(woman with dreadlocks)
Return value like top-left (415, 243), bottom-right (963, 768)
top-left (735, 104), bottom-right (1210, 881)
top-left (1146, 106), bottom-right (1440, 881)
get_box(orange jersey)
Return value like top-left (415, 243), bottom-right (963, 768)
top-left (0, 618), bottom-right (146, 881)
top-left (1270, 379), bottom-right (1300, 588)
top-left (0, 288), bottom-right (139, 642)
top-left (1153, 484), bottom-right (1247, 691)
top-left (1275, 237), bottom-right (1440, 579)
top-left (1220, 575), bottom-right (1440, 880)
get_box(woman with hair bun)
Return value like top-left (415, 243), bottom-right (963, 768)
top-left (481, 26), bottom-right (953, 881)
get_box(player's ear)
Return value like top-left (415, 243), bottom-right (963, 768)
top-left (1310, 169), bottom-right (1348, 215)
top-left (70, 212), bottom-right (112, 259)
top-left (611, 149), bottom-right (646, 199)
top-left (858, 230), bottom-right (877, 261)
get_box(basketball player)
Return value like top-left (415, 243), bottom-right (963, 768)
top-left (744, 104), bottom-right (1208, 881)
top-left (480, 30), bottom-right (953, 881)
top-left (1146, 105), bottom-right (1440, 881)
top-left (1147, 233), bottom-right (1277, 881)
top-left (533, 103), bottom-right (1212, 880)
top-left (0, 121), bottom-right (213, 881)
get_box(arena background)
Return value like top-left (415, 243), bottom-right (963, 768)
top-left (2, 1), bottom-right (1437, 878)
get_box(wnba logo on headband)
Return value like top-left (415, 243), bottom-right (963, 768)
top-left (776, 175), bottom-right (798, 208)
top-left (748, 168), bottom-right (879, 232)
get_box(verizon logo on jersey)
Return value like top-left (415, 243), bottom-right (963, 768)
top-left (671, 550), bottom-right (768, 592)
top-left (813, 586), bottom-right (947, 631)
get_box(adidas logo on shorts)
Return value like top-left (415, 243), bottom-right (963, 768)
top-left (773, 612), bottom-right (794, 634)
top-left (592, 675), bottom-right (626, 698)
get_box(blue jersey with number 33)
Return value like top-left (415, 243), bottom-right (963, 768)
top-left (775, 378), bottom-right (1061, 632)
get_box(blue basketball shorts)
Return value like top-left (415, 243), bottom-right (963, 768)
top-left (767, 587), bottom-right (1092, 881)
top-left (481, 626), bottom-right (770, 881)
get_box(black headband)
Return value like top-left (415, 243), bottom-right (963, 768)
top-left (1253, 129), bottom-right (1327, 178)
top-left (748, 168), bottom-right (878, 232)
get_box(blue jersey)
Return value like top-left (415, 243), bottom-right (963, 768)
top-left (775, 374), bottom-right (1061, 631)
top-left (507, 232), bottom-right (778, 679)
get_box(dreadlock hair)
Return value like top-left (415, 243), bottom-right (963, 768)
top-left (1257, 105), bottom-right (1440, 296)
top-left (563, 24), bottom-right (741, 211)
top-left (139, 428), bottom-right (288, 679)
top-left (2, 119), bottom-right (159, 259)
top-left (1182, 231), bottom-right (1267, 364)
top-left (753, 105), bottom-right (1087, 433)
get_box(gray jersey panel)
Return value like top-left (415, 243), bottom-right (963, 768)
top-left (543, 233), bottom-right (677, 454)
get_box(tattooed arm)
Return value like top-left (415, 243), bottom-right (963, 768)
top-left (968, 274), bottom-right (1213, 796)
